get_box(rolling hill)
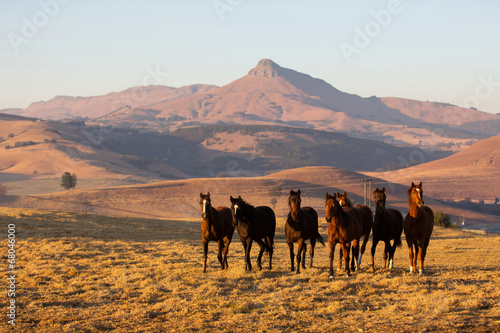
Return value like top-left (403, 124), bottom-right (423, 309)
top-left (2, 166), bottom-right (498, 232)
top-left (366, 134), bottom-right (500, 202)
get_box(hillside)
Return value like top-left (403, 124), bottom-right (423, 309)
top-left (2, 166), bottom-right (498, 232)
top-left (0, 115), bottom-right (454, 194)
top-left (3, 59), bottom-right (498, 148)
top-left (8, 84), bottom-right (217, 120)
top-left (366, 134), bottom-right (500, 202)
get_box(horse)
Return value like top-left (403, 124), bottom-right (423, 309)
top-left (230, 196), bottom-right (276, 271)
top-left (370, 187), bottom-right (403, 272)
top-left (336, 192), bottom-right (372, 272)
top-left (404, 182), bottom-right (434, 276)
top-left (199, 192), bottom-right (235, 273)
top-left (285, 189), bottom-right (325, 274)
top-left (325, 193), bottom-right (365, 279)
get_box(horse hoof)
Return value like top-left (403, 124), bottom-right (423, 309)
top-left (329, 275), bottom-right (334, 281)
top-left (419, 269), bottom-right (423, 276)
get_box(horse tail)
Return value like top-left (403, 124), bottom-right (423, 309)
top-left (316, 233), bottom-right (326, 247)
top-left (394, 233), bottom-right (402, 248)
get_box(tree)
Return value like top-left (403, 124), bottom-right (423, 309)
top-left (61, 172), bottom-right (77, 190)
top-left (434, 211), bottom-right (453, 228)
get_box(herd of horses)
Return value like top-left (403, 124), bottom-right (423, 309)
top-left (199, 182), bottom-right (434, 278)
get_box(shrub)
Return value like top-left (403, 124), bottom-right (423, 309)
top-left (434, 211), bottom-right (454, 228)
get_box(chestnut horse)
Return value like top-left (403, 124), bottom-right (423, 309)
top-left (371, 187), bottom-right (403, 272)
top-left (285, 189), bottom-right (325, 274)
top-left (336, 192), bottom-right (372, 272)
top-left (325, 193), bottom-right (365, 279)
top-left (230, 196), bottom-right (276, 271)
top-left (404, 182), bottom-right (434, 275)
top-left (199, 192), bottom-right (234, 273)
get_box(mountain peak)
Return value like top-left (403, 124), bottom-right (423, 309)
top-left (248, 59), bottom-right (283, 78)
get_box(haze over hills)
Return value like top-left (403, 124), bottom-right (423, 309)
top-left (3, 59), bottom-right (499, 148)
top-left (8, 84), bottom-right (218, 120)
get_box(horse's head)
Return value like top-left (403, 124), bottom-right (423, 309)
top-left (408, 182), bottom-right (424, 208)
top-left (373, 187), bottom-right (386, 211)
top-left (230, 195), bottom-right (243, 227)
top-left (288, 189), bottom-right (301, 220)
top-left (337, 191), bottom-right (351, 207)
top-left (199, 192), bottom-right (211, 219)
top-left (325, 192), bottom-right (340, 223)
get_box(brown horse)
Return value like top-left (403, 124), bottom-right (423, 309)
top-left (336, 192), bottom-right (372, 272)
top-left (325, 193), bottom-right (365, 279)
top-left (199, 192), bottom-right (235, 273)
top-left (285, 189), bottom-right (325, 274)
top-left (404, 182), bottom-right (434, 276)
top-left (371, 187), bottom-right (403, 272)
top-left (230, 196), bottom-right (276, 271)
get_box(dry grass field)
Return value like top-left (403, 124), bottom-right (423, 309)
top-left (1, 208), bottom-right (499, 332)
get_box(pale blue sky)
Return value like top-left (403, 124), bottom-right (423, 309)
top-left (1, 0), bottom-right (499, 114)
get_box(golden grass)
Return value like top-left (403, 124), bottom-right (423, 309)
top-left (0, 208), bottom-right (499, 332)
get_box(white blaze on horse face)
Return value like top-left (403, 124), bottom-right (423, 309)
top-left (233, 204), bottom-right (239, 216)
top-left (202, 199), bottom-right (207, 215)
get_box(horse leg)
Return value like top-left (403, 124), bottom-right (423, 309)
top-left (383, 241), bottom-right (390, 269)
top-left (370, 238), bottom-right (379, 272)
top-left (388, 240), bottom-right (396, 269)
top-left (407, 238), bottom-right (415, 274)
top-left (256, 240), bottom-right (265, 270)
top-left (329, 241), bottom-right (336, 279)
top-left (351, 239), bottom-right (359, 272)
top-left (202, 240), bottom-right (209, 273)
top-left (337, 247), bottom-right (343, 271)
top-left (301, 241), bottom-right (307, 270)
top-left (419, 238), bottom-right (430, 276)
top-left (267, 236), bottom-right (273, 270)
top-left (358, 231), bottom-right (369, 269)
top-left (217, 240), bottom-right (224, 269)
top-left (342, 243), bottom-right (351, 277)
top-left (296, 238), bottom-right (304, 274)
top-left (222, 237), bottom-right (231, 269)
top-left (287, 240), bottom-right (295, 272)
top-left (413, 242), bottom-right (420, 275)
top-left (309, 238), bottom-right (316, 268)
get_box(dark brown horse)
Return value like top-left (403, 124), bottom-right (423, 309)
top-left (336, 192), bottom-right (372, 272)
top-left (285, 189), bottom-right (325, 274)
top-left (371, 187), bottom-right (403, 272)
top-left (230, 196), bottom-right (276, 271)
top-left (199, 192), bottom-right (234, 273)
top-left (404, 182), bottom-right (434, 276)
top-left (325, 193), bottom-right (365, 279)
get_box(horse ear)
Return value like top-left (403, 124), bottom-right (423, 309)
top-left (382, 187), bottom-right (385, 193)
top-left (418, 181), bottom-right (422, 188)
top-left (325, 193), bottom-right (330, 200)
top-left (343, 192), bottom-right (347, 197)
top-left (230, 196), bottom-right (234, 202)
top-left (207, 192), bottom-right (210, 198)
top-left (200, 193), bottom-right (203, 198)
top-left (297, 189), bottom-right (301, 196)
top-left (290, 190), bottom-right (294, 195)
top-left (411, 182), bottom-right (415, 188)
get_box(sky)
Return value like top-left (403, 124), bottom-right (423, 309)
top-left (1, 0), bottom-right (499, 114)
